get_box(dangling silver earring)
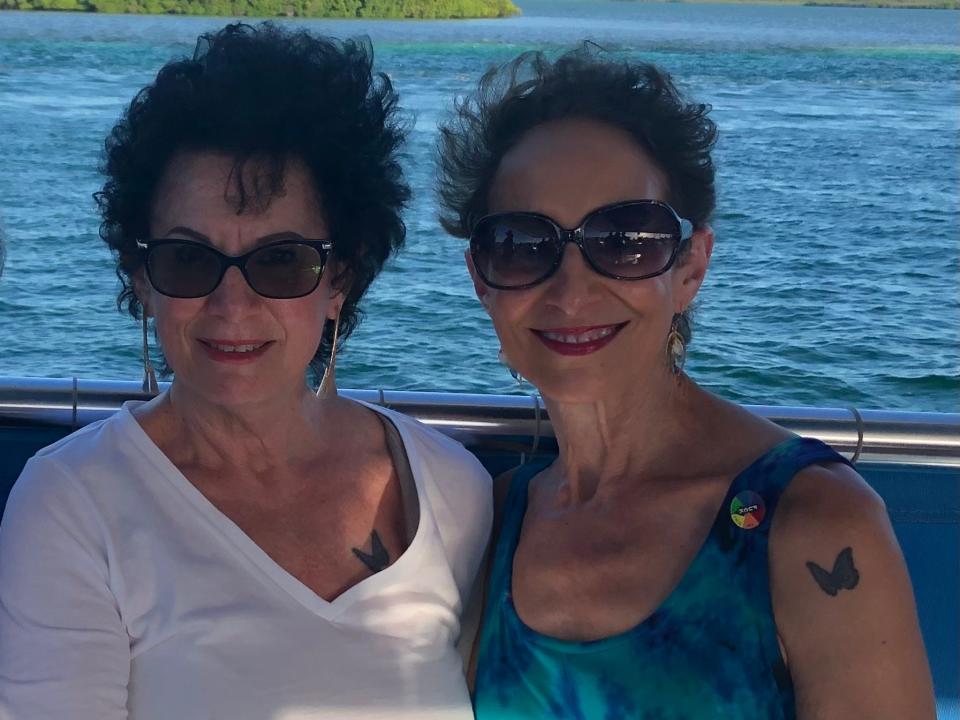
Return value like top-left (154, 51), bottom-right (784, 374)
top-left (666, 313), bottom-right (687, 377)
top-left (317, 310), bottom-right (341, 399)
top-left (498, 347), bottom-right (524, 386)
top-left (141, 312), bottom-right (159, 396)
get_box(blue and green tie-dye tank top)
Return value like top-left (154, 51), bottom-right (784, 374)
top-left (473, 436), bottom-right (852, 720)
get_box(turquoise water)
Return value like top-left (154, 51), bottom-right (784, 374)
top-left (0, 1), bottom-right (957, 410)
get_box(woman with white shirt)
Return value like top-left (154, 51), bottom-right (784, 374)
top-left (0, 23), bottom-right (490, 720)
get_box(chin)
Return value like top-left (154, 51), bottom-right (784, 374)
top-left (173, 367), bottom-right (297, 408)
top-left (522, 366), bottom-right (615, 405)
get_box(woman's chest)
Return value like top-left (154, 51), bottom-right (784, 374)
top-left (113, 477), bottom-right (464, 654)
top-left (175, 446), bottom-right (405, 593)
top-left (202, 474), bottom-right (409, 602)
top-left (508, 496), bottom-right (720, 641)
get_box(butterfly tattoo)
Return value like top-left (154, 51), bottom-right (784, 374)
top-left (806, 546), bottom-right (860, 597)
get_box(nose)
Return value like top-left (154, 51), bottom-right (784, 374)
top-left (205, 266), bottom-right (260, 314)
top-left (541, 242), bottom-right (599, 315)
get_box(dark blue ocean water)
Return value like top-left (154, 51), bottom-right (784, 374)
top-left (0, 0), bottom-right (957, 411)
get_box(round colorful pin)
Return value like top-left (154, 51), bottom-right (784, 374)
top-left (730, 491), bottom-right (766, 529)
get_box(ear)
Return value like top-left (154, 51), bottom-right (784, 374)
top-left (464, 249), bottom-right (491, 311)
top-left (322, 259), bottom-right (349, 321)
top-left (674, 224), bottom-right (714, 312)
top-left (133, 269), bottom-right (152, 317)
top-left (326, 283), bottom-right (347, 322)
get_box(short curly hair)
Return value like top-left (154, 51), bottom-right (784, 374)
top-left (96, 22), bottom-right (409, 375)
top-left (437, 45), bottom-right (717, 344)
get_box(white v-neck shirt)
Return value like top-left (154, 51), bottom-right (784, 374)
top-left (0, 401), bottom-right (492, 720)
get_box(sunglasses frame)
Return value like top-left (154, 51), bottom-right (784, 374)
top-left (136, 237), bottom-right (333, 299)
top-left (470, 200), bottom-right (695, 290)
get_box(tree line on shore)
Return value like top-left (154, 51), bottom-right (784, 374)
top-left (1, 0), bottom-right (519, 17)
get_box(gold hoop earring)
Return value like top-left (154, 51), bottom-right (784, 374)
top-left (317, 310), bottom-right (341, 399)
top-left (666, 314), bottom-right (687, 377)
top-left (141, 312), bottom-right (159, 396)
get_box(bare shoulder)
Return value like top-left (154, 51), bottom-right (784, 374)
top-left (770, 461), bottom-right (936, 719)
top-left (325, 398), bottom-right (392, 458)
top-left (693, 392), bottom-right (793, 475)
top-left (773, 461), bottom-right (888, 552)
top-left (771, 461), bottom-right (895, 601)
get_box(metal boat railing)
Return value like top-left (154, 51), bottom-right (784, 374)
top-left (1, 376), bottom-right (957, 467)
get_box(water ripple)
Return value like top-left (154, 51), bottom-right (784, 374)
top-left (0, 5), bottom-right (957, 412)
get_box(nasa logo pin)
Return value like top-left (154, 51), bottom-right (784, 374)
top-left (730, 491), bottom-right (766, 530)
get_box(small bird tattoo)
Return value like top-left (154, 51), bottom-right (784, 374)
top-left (352, 530), bottom-right (390, 573)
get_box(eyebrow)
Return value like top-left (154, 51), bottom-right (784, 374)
top-left (161, 227), bottom-right (311, 245)
top-left (163, 226), bottom-right (209, 243)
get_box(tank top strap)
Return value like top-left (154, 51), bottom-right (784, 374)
top-left (723, 436), bottom-right (853, 536)
top-left (485, 460), bottom-right (550, 604)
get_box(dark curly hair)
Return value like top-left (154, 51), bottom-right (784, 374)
top-left (96, 22), bottom-right (409, 375)
top-left (437, 45), bottom-right (717, 344)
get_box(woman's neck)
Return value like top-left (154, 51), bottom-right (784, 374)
top-left (542, 372), bottom-right (710, 505)
top-left (135, 380), bottom-right (334, 476)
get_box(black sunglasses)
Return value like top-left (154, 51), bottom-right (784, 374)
top-left (136, 238), bottom-right (333, 299)
top-left (470, 200), bottom-right (694, 290)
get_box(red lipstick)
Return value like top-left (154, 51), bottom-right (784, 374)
top-left (531, 323), bottom-right (626, 356)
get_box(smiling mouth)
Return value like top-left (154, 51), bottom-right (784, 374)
top-left (532, 323), bottom-right (627, 356)
top-left (199, 339), bottom-right (273, 354)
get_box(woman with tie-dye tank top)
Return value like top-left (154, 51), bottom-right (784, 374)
top-left (437, 46), bottom-right (935, 719)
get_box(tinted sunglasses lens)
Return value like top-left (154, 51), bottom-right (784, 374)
top-left (472, 216), bottom-right (559, 288)
top-left (147, 242), bottom-right (221, 298)
top-left (246, 243), bottom-right (325, 298)
top-left (583, 204), bottom-right (681, 278)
